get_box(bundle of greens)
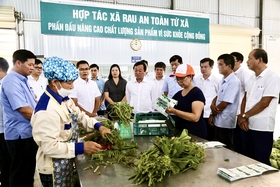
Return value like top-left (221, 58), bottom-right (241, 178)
top-left (270, 137), bottom-right (280, 169)
top-left (108, 102), bottom-right (133, 127)
top-left (129, 129), bottom-right (205, 186)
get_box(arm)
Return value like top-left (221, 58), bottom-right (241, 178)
top-left (92, 97), bottom-right (100, 115)
top-left (18, 106), bottom-right (34, 120)
top-left (71, 98), bottom-right (96, 117)
top-left (104, 92), bottom-right (115, 105)
top-left (237, 93), bottom-right (249, 131)
top-left (166, 101), bottom-right (204, 122)
top-left (121, 95), bottom-right (126, 102)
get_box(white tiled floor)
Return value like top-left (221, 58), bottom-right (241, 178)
top-left (273, 104), bottom-right (280, 140)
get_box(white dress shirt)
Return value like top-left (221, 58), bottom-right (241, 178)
top-left (70, 77), bottom-right (101, 113)
top-left (194, 74), bottom-right (221, 118)
top-left (152, 77), bottom-right (165, 106)
top-left (126, 77), bottom-right (155, 113)
top-left (27, 75), bottom-right (48, 101)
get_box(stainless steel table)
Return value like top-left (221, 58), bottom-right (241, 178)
top-left (76, 136), bottom-right (280, 187)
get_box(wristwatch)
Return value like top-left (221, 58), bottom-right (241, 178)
top-left (242, 113), bottom-right (247, 119)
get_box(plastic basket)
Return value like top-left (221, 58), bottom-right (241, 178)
top-left (119, 123), bottom-right (132, 139)
top-left (133, 112), bottom-right (169, 136)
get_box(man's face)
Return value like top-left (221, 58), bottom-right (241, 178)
top-left (90, 67), bottom-right (98, 78)
top-left (32, 63), bottom-right (43, 77)
top-left (154, 67), bottom-right (165, 78)
top-left (218, 59), bottom-right (231, 76)
top-left (134, 64), bottom-right (145, 80)
top-left (19, 58), bottom-right (35, 76)
top-left (170, 60), bottom-right (181, 73)
top-left (247, 50), bottom-right (258, 71)
top-left (78, 63), bottom-right (89, 80)
top-left (200, 61), bottom-right (212, 77)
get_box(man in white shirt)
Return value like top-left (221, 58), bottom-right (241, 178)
top-left (195, 58), bottom-right (221, 141)
top-left (126, 60), bottom-right (155, 113)
top-left (162, 55), bottom-right (183, 98)
top-left (230, 52), bottom-right (251, 154)
top-left (152, 62), bottom-right (166, 105)
top-left (238, 49), bottom-right (280, 165)
top-left (27, 59), bottom-right (47, 101)
top-left (70, 60), bottom-right (101, 117)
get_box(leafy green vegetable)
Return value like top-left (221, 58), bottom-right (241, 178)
top-left (108, 102), bottom-right (133, 127)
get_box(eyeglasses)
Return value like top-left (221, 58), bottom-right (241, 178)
top-left (79, 68), bottom-right (89, 71)
top-left (34, 67), bottom-right (42, 70)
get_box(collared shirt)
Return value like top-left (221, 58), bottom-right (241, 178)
top-left (152, 77), bottom-right (165, 106)
top-left (70, 77), bottom-right (101, 113)
top-left (104, 78), bottom-right (127, 103)
top-left (28, 75), bottom-right (48, 101)
top-left (214, 72), bottom-right (241, 129)
top-left (234, 66), bottom-right (251, 114)
top-left (245, 68), bottom-right (280, 131)
top-left (126, 77), bottom-right (155, 113)
top-left (162, 72), bottom-right (182, 98)
top-left (92, 77), bottom-right (106, 111)
top-left (1, 70), bottom-right (37, 140)
top-left (195, 74), bottom-right (221, 118)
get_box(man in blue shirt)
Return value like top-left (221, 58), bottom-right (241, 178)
top-left (0, 57), bottom-right (11, 187)
top-left (1, 50), bottom-right (38, 187)
top-left (209, 54), bottom-right (240, 150)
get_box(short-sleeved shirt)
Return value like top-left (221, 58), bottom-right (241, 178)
top-left (0, 78), bottom-right (4, 133)
top-left (92, 77), bottom-right (106, 111)
top-left (1, 70), bottom-right (37, 140)
top-left (245, 68), bottom-right (280, 131)
top-left (70, 77), bottom-right (101, 113)
top-left (214, 73), bottom-right (241, 129)
top-left (194, 74), bottom-right (221, 118)
top-left (162, 73), bottom-right (182, 98)
top-left (126, 77), bottom-right (155, 113)
top-left (152, 77), bottom-right (165, 105)
top-left (234, 66), bottom-right (251, 114)
top-left (104, 78), bottom-right (127, 103)
top-left (172, 87), bottom-right (207, 138)
top-left (28, 75), bottom-right (48, 101)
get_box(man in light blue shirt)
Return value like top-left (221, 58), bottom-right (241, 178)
top-left (0, 57), bottom-right (11, 187)
top-left (90, 64), bottom-right (106, 115)
top-left (162, 55), bottom-right (183, 98)
top-left (209, 54), bottom-right (240, 150)
top-left (1, 50), bottom-right (38, 187)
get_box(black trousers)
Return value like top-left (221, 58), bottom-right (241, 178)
top-left (0, 133), bottom-right (12, 187)
top-left (233, 124), bottom-right (245, 154)
top-left (6, 137), bottom-right (38, 187)
top-left (214, 126), bottom-right (234, 150)
top-left (243, 129), bottom-right (273, 166)
top-left (204, 118), bottom-right (215, 141)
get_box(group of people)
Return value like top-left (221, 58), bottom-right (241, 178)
top-left (0, 48), bottom-right (279, 187)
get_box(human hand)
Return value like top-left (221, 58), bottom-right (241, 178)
top-left (99, 126), bottom-right (111, 138)
top-left (165, 106), bottom-right (174, 114)
top-left (83, 141), bottom-right (102, 154)
top-left (208, 114), bottom-right (215, 126)
top-left (239, 120), bottom-right (249, 131)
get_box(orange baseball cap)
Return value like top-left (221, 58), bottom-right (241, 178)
top-left (170, 64), bottom-right (195, 77)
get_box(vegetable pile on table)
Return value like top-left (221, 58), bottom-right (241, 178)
top-left (129, 129), bottom-right (205, 186)
top-left (108, 102), bottom-right (133, 127)
top-left (270, 137), bottom-right (280, 168)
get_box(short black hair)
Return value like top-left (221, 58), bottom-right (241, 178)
top-left (230, 52), bottom-right (244, 63)
top-left (76, 60), bottom-right (89, 68)
top-left (12, 49), bottom-right (36, 65)
top-left (169, 55), bottom-right (183, 64)
top-left (252, 49), bottom-right (268, 64)
top-left (217, 54), bottom-right (235, 70)
top-left (89, 63), bottom-right (99, 70)
top-left (200, 58), bottom-right (214, 67)
top-left (0, 57), bottom-right (9, 72)
top-left (133, 60), bottom-right (146, 72)
top-left (35, 59), bottom-right (42, 65)
top-left (154, 62), bottom-right (166, 70)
